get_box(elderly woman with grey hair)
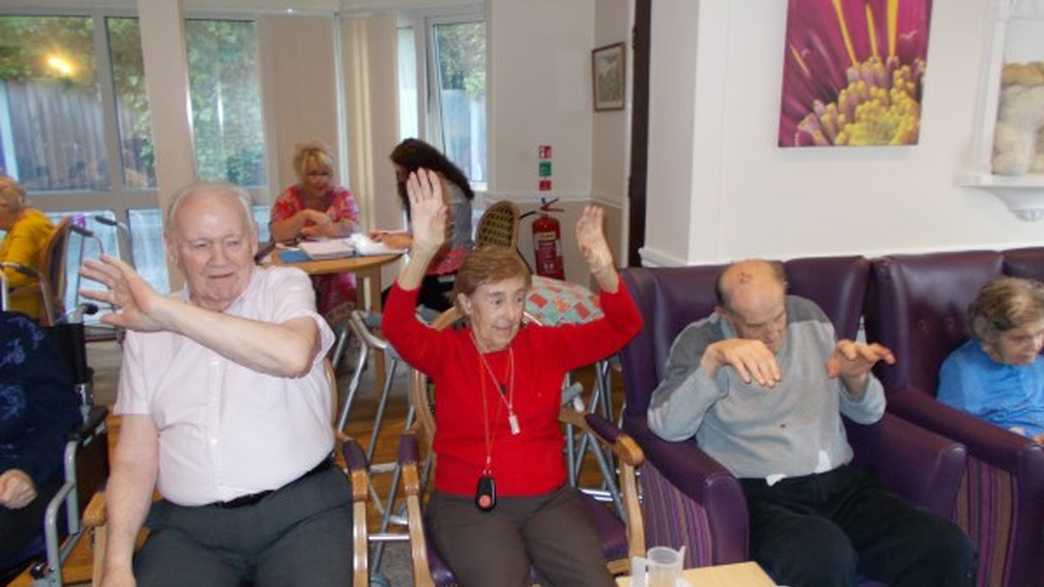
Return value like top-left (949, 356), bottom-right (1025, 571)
top-left (0, 175), bottom-right (54, 320)
top-left (937, 276), bottom-right (1044, 443)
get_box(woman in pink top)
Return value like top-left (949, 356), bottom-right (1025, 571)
top-left (270, 142), bottom-right (360, 321)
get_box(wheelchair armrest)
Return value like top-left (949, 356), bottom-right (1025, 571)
top-left (75, 406), bottom-right (108, 443)
top-left (0, 261), bottom-right (39, 278)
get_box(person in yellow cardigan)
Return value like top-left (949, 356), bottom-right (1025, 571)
top-left (0, 175), bottom-right (54, 321)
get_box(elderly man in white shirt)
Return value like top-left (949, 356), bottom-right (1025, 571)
top-left (80, 182), bottom-right (350, 587)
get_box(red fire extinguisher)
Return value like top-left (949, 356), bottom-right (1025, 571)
top-left (530, 198), bottom-right (565, 280)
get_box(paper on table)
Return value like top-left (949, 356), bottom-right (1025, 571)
top-left (299, 239), bottom-right (355, 260)
top-left (346, 233), bottom-right (407, 256)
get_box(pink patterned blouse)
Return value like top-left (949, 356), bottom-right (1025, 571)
top-left (270, 184), bottom-right (360, 320)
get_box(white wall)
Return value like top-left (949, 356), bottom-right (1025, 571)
top-left (644, 0), bottom-right (1044, 267)
top-left (488, 0), bottom-right (606, 282)
top-left (488, 0), bottom-right (594, 196)
top-left (257, 15), bottom-right (339, 200)
top-left (591, 0), bottom-right (632, 261)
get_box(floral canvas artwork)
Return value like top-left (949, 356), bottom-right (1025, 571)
top-left (778, 0), bottom-right (934, 147)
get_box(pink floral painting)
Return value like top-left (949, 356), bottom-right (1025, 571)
top-left (778, 0), bottom-right (933, 147)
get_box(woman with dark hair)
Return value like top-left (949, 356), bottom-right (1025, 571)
top-left (938, 276), bottom-right (1044, 443)
top-left (373, 138), bottom-right (474, 311)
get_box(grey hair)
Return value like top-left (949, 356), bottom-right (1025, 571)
top-left (0, 175), bottom-right (27, 211)
top-left (968, 277), bottom-right (1044, 343)
top-left (164, 181), bottom-right (257, 238)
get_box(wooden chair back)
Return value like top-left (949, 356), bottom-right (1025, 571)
top-left (38, 217), bottom-right (73, 326)
top-left (474, 200), bottom-right (520, 249)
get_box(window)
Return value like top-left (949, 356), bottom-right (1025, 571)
top-left (107, 17), bottom-right (156, 189)
top-left (0, 16), bottom-right (109, 190)
top-left (40, 211), bottom-right (120, 316)
top-left (397, 26), bottom-right (419, 142)
top-left (186, 19), bottom-right (266, 187)
top-left (397, 12), bottom-right (487, 186)
top-left (431, 20), bottom-right (487, 184)
top-left (129, 204), bottom-right (270, 296)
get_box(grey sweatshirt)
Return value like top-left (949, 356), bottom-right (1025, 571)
top-left (647, 295), bottom-right (885, 481)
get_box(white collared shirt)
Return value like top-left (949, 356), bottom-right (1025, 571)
top-left (114, 266), bottom-right (335, 506)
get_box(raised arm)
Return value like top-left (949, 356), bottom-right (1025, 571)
top-left (575, 205), bottom-right (619, 293)
top-left (827, 339), bottom-right (889, 424)
top-left (380, 169), bottom-right (452, 375)
top-left (80, 257), bottom-right (323, 378)
top-left (396, 168), bottom-right (447, 290)
top-left (647, 324), bottom-right (731, 441)
top-left (100, 414), bottom-right (158, 587)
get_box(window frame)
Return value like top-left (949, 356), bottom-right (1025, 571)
top-left (0, 6), bottom-right (272, 259)
top-left (398, 4), bottom-right (487, 191)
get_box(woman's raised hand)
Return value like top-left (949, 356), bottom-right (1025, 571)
top-left (406, 168), bottom-right (447, 257)
top-left (576, 205), bottom-right (613, 272)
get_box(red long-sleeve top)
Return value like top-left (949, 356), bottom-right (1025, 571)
top-left (382, 281), bottom-right (643, 497)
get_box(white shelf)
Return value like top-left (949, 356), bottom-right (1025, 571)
top-left (961, 172), bottom-right (1044, 220)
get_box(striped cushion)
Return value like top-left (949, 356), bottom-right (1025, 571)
top-left (954, 456), bottom-right (1017, 587)
top-left (637, 461), bottom-right (714, 568)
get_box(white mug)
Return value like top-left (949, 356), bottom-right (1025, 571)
top-left (630, 545), bottom-right (686, 587)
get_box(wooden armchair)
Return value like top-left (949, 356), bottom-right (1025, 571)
top-left (82, 361), bottom-right (370, 586)
top-left (399, 307), bottom-right (646, 586)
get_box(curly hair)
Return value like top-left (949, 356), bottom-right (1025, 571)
top-left (968, 277), bottom-right (1044, 343)
top-left (390, 138), bottom-right (473, 218)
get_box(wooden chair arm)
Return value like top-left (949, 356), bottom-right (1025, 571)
top-left (398, 434), bottom-right (434, 587)
top-left (83, 490), bottom-right (107, 528)
top-left (558, 408), bottom-right (645, 467)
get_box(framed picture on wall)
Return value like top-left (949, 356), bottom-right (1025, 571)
top-left (592, 42), bottom-right (626, 111)
top-left (777, 0), bottom-right (934, 147)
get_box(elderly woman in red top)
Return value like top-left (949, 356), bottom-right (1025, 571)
top-left (382, 169), bottom-right (642, 587)
top-left (270, 142), bottom-right (360, 321)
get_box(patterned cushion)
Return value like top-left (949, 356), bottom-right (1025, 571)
top-left (638, 461), bottom-right (714, 568)
top-left (526, 276), bottom-right (603, 326)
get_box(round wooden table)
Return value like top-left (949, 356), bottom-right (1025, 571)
top-left (270, 249), bottom-right (403, 391)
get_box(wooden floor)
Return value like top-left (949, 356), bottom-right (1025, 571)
top-left (10, 357), bottom-right (624, 587)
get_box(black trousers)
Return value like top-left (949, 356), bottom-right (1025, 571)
top-left (134, 466), bottom-right (351, 587)
top-left (740, 464), bottom-right (976, 587)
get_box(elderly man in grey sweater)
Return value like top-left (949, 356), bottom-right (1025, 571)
top-left (647, 260), bottom-right (975, 587)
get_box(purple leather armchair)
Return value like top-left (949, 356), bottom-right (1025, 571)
top-left (865, 249), bottom-right (1044, 587)
top-left (619, 256), bottom-right (968, 572)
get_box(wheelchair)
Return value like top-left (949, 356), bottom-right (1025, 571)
top-left (0, 302), bottom-right (110, 586)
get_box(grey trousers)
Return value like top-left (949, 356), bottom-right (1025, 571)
top-left (427, 485), bottom-right (614, 587)
top-left (134, 466), bottom-right (352, 587)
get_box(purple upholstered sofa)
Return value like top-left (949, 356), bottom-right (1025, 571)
top-left (618, 256), bottom-right (969, 580)
top-left (865, 248), bottom-right (1044, 587)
